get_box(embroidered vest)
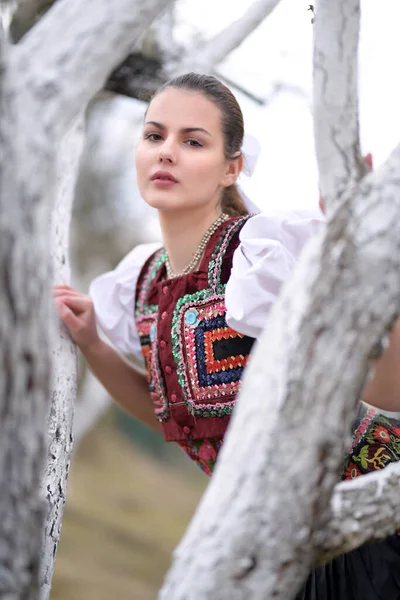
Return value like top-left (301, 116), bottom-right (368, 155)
top-left (134, 216), bottom-right (255, 443)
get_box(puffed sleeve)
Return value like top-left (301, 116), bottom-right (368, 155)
top-left (225, 209), bottom-right (324, 339)
top-left (89, 243), bottom-right (162, 357)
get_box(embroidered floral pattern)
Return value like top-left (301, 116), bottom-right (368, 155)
top-left (343, 462), bottom-right (362, 480)
top-left (135, 249), bottom-right (166, 316)
top-left (135, 314), bottom-right (169, 420)
top-left (178, 437), bottom-right (223, 476)
top-left (373, 425), bottom-right (391, 444)
top-left (345, 407), bottom-right (376, 453)
top-left (135, 249), bottom-right (170, 421)
top-left (342, 405), bottom-right (400, 481)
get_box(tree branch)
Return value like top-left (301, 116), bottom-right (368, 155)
top-left (313, 0), bottom-right (366, 211)
top-left (17, 0), bottom-right (175, 136)
top-left (177, 0), bottom-right (282, 74)
top-left (39, 117), bottom-right (82, 600)
top-left (318, 461), bottom-right (400, 563)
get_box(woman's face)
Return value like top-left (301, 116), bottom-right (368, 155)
top-left (135, 88), bottom-right (240, 213)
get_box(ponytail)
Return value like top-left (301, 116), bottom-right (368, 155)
top-left (221, 184), bottom-right (248, 217)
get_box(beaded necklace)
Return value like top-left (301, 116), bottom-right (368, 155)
top-left (165, 212), bottom-right (229, 279)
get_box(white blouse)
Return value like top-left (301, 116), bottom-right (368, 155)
top-left (89, 209), bottom-right (324, 360)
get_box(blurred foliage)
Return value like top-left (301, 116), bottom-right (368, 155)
top-left (115, 407), bottom-right (191, 464)
top-left (52, 414), bottom-right (206, 600)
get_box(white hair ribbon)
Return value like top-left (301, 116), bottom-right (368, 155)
top-left (241, 133), bottom-right (261, 177)
top-left (240, 133), bottom-right (262, 214)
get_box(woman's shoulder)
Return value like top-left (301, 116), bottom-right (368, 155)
top-left (88, 242), bottom-right (162, 356)
top-left (225, 207), bottom-right (324, 339)
top-left (239, 208), bottom-right (324, 253)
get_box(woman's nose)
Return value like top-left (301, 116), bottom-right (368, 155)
top-left (158, 141), bottom-right (176, 164)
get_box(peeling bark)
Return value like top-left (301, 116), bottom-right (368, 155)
top-left (39, 118), bottom-right (83, 600)
top-left (321, 460), bottom-right (400, 562)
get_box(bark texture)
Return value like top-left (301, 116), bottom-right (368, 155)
top-left (313, 0), bottom-right (366, 209)
top-left (39, 119), bottom-right (83, 600)
top-left (321, 460), bottom-right (400, 561)
top-left (0, 28), bottom-right (50, 600)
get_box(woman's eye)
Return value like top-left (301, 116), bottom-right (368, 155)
top-left (144, 133), bottom-right (162, 141)
top-left (185, 139), bottom-right (203, 147)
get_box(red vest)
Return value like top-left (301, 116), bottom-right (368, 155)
top-left (134, 216), bottom-right (255, 442)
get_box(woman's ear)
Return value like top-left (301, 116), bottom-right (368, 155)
top-left (222, 154), bottom-right (243, 188)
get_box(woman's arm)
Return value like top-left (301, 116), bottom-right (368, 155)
top-left (362, 318), bottom-right (400, 413)
top-left (54, 284), bottom-right (160, 431)
top-left (82, 339), bottom-right (160, 431)
top-left (320, 154), bottom-right (400, 413)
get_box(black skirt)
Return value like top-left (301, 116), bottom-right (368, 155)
top-left (296, 404), bottom-right (400, 600)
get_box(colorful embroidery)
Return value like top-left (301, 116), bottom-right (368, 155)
top-left (135, 216), bottom-right (254, 424)
top-left (178, 437), bottom-right (223, 477)
top-left (174, 299), bottom-right (252, 416)
top-left (342, 406), bottom-right (400, 481)
top-left (135, 249), bottom-right (166, 316)
top-left (136, 313), bottom-right (169, 421)
top-left (342, 407), bottom-right (400, 537)
top-left (171, 217), bottom-right (254, 418)
top-left (346, 407), bottom-right (376, 454)
top-left (135, 250), bottom-right (170, 421)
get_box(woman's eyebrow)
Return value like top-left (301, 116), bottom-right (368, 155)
top-left (145, 120), bottom-right (211, 136)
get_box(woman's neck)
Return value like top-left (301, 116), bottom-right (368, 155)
top-left (159, 206), bottom-right (223, 275)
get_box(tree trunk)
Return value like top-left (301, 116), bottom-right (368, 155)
top-left (0, 25), bottom-right (51, 600)
top-left (39, 118), bottom-right (84, 600)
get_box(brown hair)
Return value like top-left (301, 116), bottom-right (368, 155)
top-left (150, 73), bottom-right (248, 217)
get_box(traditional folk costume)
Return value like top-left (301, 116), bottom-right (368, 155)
top-left (90, 209), bottom-right (400, 599)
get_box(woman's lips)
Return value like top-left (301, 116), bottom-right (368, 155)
top-left (151, 178), bottom-right (178, 187)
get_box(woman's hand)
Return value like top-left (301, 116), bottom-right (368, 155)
top-left (53, 284), bottom-right (100, 351)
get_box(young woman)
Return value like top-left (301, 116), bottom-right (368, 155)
top-left (54, 73), bottom-right (400, 598)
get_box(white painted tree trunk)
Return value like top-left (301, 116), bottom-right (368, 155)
top-left (177, 0), bottom-right (283, 74)
top-left (0, 0), bottom-right (175, 597)
top-left (39, 118), bottom-right (83, 600)
top-left (159, 2), bottom-right (400, 599)
top-left (0, 23), bottom-right (50, 600)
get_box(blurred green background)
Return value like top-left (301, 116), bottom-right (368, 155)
top-left (51, 410), bottom-right (206, 600)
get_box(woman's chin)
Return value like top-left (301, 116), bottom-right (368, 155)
top-left (142, 195), bottom-right (185, 212)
